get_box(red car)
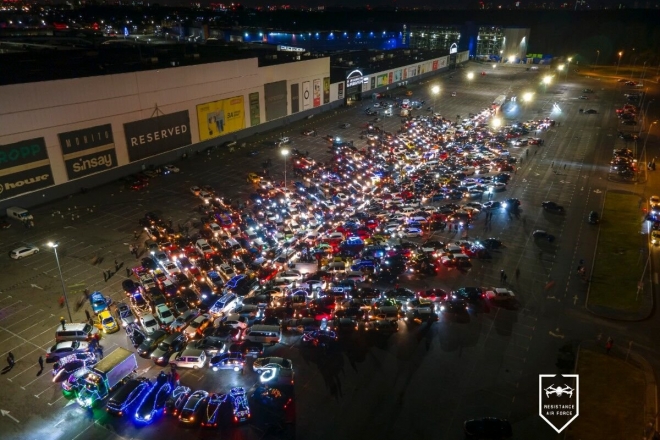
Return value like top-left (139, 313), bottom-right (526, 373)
top-left (131, 181), bottom-right (148, 191)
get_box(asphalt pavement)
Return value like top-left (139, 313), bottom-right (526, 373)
top-left (0, 62), bottom-right (658, 440)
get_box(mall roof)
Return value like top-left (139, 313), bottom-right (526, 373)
top-left (329, 48), bottom-right (449, 81)
top-left (0, 38), bottom-right (325, 86)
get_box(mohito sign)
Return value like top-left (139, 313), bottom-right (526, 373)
top-left (346, 70), bottom-right (368, 88)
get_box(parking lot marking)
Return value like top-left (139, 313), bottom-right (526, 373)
top-left (0, 300), bottom-right (23, 315)
top-left (0, 320), bottom-right (46, 351)
top-left (0, 304), bottom-right (33, 326)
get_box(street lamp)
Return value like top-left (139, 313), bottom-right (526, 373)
top-left (566, 57), bottom-right (572, 79)
top-left (522, 92), bottom-right (534, 103)
top-left (431, 85), bottom-right (440, 112)
top-left (542, 75), bottom-right (552, 93)
top-left (594, 50), bottom-right (600, 70)
top-left (616, 51), bottom-right (623, 76)
top-left (492, 117), bottom-right (502, 129)
top-left (48, 242), bottom-right (72, 323)
top-left (508, 55), bottom-right (516, 64)
top-left (466, 71), bottom-right (474, 88)
top-left (281, 148), bottom-right (289, 188)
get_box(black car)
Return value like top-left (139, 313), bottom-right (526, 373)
top-left (122, 279), bottom-right (140, 295)
top-left (481, 238), bottom-right (503, 250)
top-left (210, 352), bottom-right (245, 372)
top-left (106, 377), bottom-right (152, 416)
top-left (440, 299), bottom-right (469, 317)
top-left (172, 297), bottom-right (189, 315)
top-left (191, 336), bottom-right (227, 356)
top-left (125, 323), bottom-right (146, 348)
top-left (404, 309), bottom-right (439, 324)
top-left (542, 201), bottom-right (565, 213)
top-left (230, 341), bottom-right (264, 358)
top-left (150, 333), bottom-right (186, 366)
top-left (532, 230), bottom-right (555, 242)
top-left (301, 329), bottom-right (337, 347)
top-left (584, 109), bottom-right (598, 114)
top-left (452, 287), bottom-right (484, 302)
top-left (137, 330), bottom-right (167, 358)
top-left (463, 417), bottom-right (513, 439)
top-left (179, 390), bottom-right (209, 425)
top-left (503, 198), bottom-right (520, 210)
top-left (588, 211), bottom-right (600, 224)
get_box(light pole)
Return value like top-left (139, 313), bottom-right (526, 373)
top-left (557, 64), bottom-right (565, 79)
top-left (630, 56), bottom-right (638, 81)
top-left (615, 51), bottom-right (623, 76)
top-left (431, 85), bottom-right (440, 113)
top-left (543, 75), bottom-right (552, 93)
top-left (281, 148), bottom-right (289, 188)
top-left (48, 242), bottom-right (72, 323)
top-left (640, 121), bottom-right (658, 182)
top-left (594, 50), bottom-right (600, 70)
top-left (566, 57), bottom-right (572, 79)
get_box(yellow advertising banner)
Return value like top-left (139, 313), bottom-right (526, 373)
top-left (196, 96), bottom-right (245, 142)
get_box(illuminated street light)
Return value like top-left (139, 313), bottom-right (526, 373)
top-left (557, 64), bottom-right (565, 71)
top-left (431, 85), bottom-right (440, 112)
top-left (508, 55), bottom-right (516, 64)
top-left (281, 148), bottom-right (289, 188)
top-left (492, 64), bottom-right (497, 69)
top-left (522, 92), bottom-right (534, 102)
top-left (492, 117), bottom-right (502, 129)
top-left (616, 51), bottom-right (623, 76)
top-left (466, 72), bottom-right (474, 80)
top-left (48, 242), bottom-right (73, 323)
top-left (543, 75), bottom-right (552, 93)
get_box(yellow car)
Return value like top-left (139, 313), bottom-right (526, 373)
top-left (247, 173), bottom-right (262, 184)
top-left (405, 90), bottom-right (413, 96)
top-left (97, 310), bottom-right (119, 334)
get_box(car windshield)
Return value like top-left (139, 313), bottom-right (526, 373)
top-left (102, 317), bottom-right (114, 326)
top-left (161, 309), bottom-right (173, 318)
top-left (157, 341), bottom-right (171, 350)
top-left (145, 318), bottom-right (157, 327)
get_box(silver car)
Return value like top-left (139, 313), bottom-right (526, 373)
top-left (10, 245), bottom-right (40, 259)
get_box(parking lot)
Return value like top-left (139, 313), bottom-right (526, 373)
top-left (0, 62), bottom-right (639, 440)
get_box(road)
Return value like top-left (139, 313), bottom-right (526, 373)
top-left (0, 62), bottom-right (657, 440)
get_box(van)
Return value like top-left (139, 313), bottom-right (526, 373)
top-left (55, 323), bottom-right (99, 342)
top-left (6, 207), bottom-right (33, 222)
top-left (168, 348), bottom-right (207, 369)
top-left (244, 325), bottom-right (281, 345)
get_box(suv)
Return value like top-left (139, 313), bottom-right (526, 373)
top-left (542, 201), bottom-right (565, 213)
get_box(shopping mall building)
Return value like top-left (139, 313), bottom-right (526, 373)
top-left (0, 44), bottom-right (468, 210)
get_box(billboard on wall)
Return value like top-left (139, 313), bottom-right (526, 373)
top-left (338, 83), bottom-right (344, 100)
top-left (376, 74), bottom-right (388, 87)
top-left (439, 57), bottom-right (448, 68)
top-left (291, 84), bottom-right (300, 113)
top-left (388, 72), bottom-right (393, 84)
top-left (302, 81), bottom-right (311, 110)
top-left (394, 70), bottom-right (402, 82)
top-left (197, 96), bottom-right (245, 142)
top-left (370, 77), bottom-right (376, 90)
top-left (249, 92), bottom-right (260, 126)
top-left (313, 79), bottom-right (321, 108)
top-left (58, 124), bottom-right (118, 180)
top-left (123, 111), bottom-right (191, 162)
top-left (403, 69), bottom-right (408, 80)
top-left (0, 137), bottom-right (54, 201)
top-left (264, 81), bottom-right (288, 122)
top-left (323, 77), bottom-right (330, 105)
top-left (432, 60), bottom-right (439, 70)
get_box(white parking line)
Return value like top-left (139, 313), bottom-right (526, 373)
top-left (4, 308), bottom-right (44, 330)
top-left (0, 300), bottom-right (23, 314)
top-left (0, 304), bottom-right (32, 323)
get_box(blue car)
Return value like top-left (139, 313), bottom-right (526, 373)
top-left (89, 291), bottom-right (111, 314)
top-left (229, 387), bottom-right (251, 423)
top-left (201, 393), bottom-right (229, 428)
top-left (134, 372), bottom-right (172, 424)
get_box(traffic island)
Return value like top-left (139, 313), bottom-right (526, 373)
top-left (586, 191), bottom-right (651, 320)
top-left (565, 344), bottom-right (655, 440)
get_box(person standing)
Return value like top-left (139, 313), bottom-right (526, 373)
top-left (7, 352), bottom-right (15, 369)
top-left (126, 267), bottom-right (131, 277)
top-left (38, 356), bottom-right (44, 373)
top-left (60, 317), bottom-right (66, 330)
top-left (103, 271), bottom-right (108, 282)
top-left (114, 259), bottom-right (119, 272)
top-left (606, 337), bottom-right (614, 354)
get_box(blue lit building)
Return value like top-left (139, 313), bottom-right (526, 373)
top-left (225, 29), bottom-right (408, 52)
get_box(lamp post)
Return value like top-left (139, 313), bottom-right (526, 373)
top-left (640, 121), bottom-right (658, 183)
top-left (566, 57), bottom-right (572, 79)
top-left (48, 242), bottom-right (72, 323)
top-left (615, 51), bottom-right (623, 76)
top-left (281, 148), bottom-right (289, 188)
top-left (431, 85), bottom-right (440, 113)
top-left (543, 75), bottom-right (552, 93)
top-left (466, 71), bottom-right (474, 89)
top-left (594, 50), bottom-right (600, 70)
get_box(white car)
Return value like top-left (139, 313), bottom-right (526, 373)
top-left (162, 261), bottom-right (180, 276)
top-left (278, 270), bottom-right (302, 281)
top-left (223, 314), bottom-right (249, 330)
top-left (141, 313), bottom-right (160, 335)
top-left (340, 123), bottom-right (351, 129)
top-left (278, 137), bottom-right (290, 144)
top-left (46, 341), bottom-right (90, 362)
top-left (184, 313), bottom-right (211, 339)
top-left (209, 223), bottom-right (223, 237)
top-left (198, 191), bottom-right (213, 204)
top-left (10, 245), bottom-right (40, 259)
top-left (252, 357), bottom-right (294, 383)
top-left (485, 288), bottom-right (516, 302)
top-left (163, 164), bottom-right (180, 173)
top-left (155, 304), bottom-right (175, 326)
top-left (195, 239), bottom-right (214, 257)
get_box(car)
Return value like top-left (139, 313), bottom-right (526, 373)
top-left (129, 293), bottom-right (151, 316)
top-left (578, 95), bottom-right (588, 99)
top-left (134, 372), bottom-right (172, 424)
top-left (532, 230), bottom-right (555, 241)
top-left (150, 333), bottom-right (187, 365)
top-left (302, 128), bottom-right (317, 136)
top-left (210, 352), bottom-right (245, 372)
top-left (165, 385), bottom-right (192, 417)
top-left (179, 390), bottom-right (209, 424)
top-left (155, 304), bottom-right (175, 327)
top-left (46, 341), bottom-right (90, 363)
top-left (399, 227), bottom-right (423, 238)
top-left (228, 387), bottom-right (251, 423)
top-left (247, 172), bottom-right (261, 184)
top-left (301, 330), bottom-right (337, 347)
top-left (463, 417), bottom-right (513, 439)
top-left (651, 231), bottom-right (660, 245)
top-left (252, 357), bottom-right (294, 383)
top-left (162, 164), bottom-right (179, 174)
top-left (9, 244), bottom-right (40, 259)
top-left (141, 313), bottom-right (160, 335)
top-left (482, 201), bottom-right (501, 210)
top-left (191, 336), bottom-right (227, 356)
top-left (51, 353), bottom-right (97, 382)
top-left (137, 329), bottom-right (168, 358)
top-left (340, 123), bottom-right (351, 129)
top-left (190, 186), bottom-right (202, 196)
top-left (485, 287), bottom-right (516, 303)
top-left (97, 310), bottom-right (120, 334)
top-left (622, 119), bottom-right (637, 125)
top-left (184, 313), bottom-right (212, 339)
top-left (584, 109), bottom-right (598, 114)
top-left (200, 393), bottom-right (228, 428)
top-left (230, 341), bottom-right (264, 358)
top-left (588, 211), bottom-right (600, 224)
top-left (106, 377), bottom-right (152, 416)
top-left (169, 309), bottom-right (198, 332)
top-left (542, 201), bottom-right (565, 213)
top-left (89, 291), bottom-right (111, 314)
top-left (116, 302), bottom-right (137, 327)
top-left (480, 238), bottom-right (503, 250)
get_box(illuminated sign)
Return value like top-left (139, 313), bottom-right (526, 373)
top-left (450, 43), bottom-right (458, 54)
top-left (277, 45), bottom-right (305, 52)
top-left (346, 70), bottom-right (368, 88)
